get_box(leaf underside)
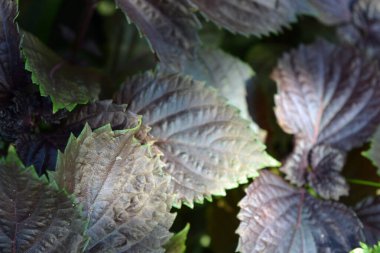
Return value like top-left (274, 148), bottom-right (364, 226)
top-left (355, 196), bottom-right (380, 246)
top-left (0, 147), bottom-right (85, 252)
top-left (114, 72), bottom-right (279, 207)
top-left (22, 32), bottom-right (100, 112)
top-left (236, 171), bottom-right (364, 253)
top-left (53, 124), bottom-right (175, 252)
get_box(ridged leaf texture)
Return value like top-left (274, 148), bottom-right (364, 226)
top-left (0, 147), bottom-right (86, 252)
top-left (116, 0), bottom-right (200, 70)
top-left (114, 72), bottom-right (279, 207)
top-left (236, 171), bottom-right (364, 253)
top-left (22, 32), bottom-right (101, 112)
top-left (53, 124), bottom-right (175, 252)
top-left (355, 196), bottom-right (380, 246)
top-left (272, 39), bottom-right (380, 186)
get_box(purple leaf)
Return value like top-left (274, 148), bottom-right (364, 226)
top-left (237, 171), bottom-right (364, 253)
top-left (307, 145), bottom-right (348, 200)
top-left (303, 0), bottom-right (352, 25)
top-left (355, 196), bottom-right (380, 246)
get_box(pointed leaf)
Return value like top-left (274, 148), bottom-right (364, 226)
top-left (114, 73), bottom-right (279, 207)
top-left (116, 0), bottom-right (200, 70)
top-left (164, 223), bottom-right (190, 253)
top-left (355, 196), bottom-right (380, 246)
top-left (236, 171), bottom-right (364, 253)
top-left (53, 124), bottom-right (175, 252)
top-left (22, 32), bottom-right (101, 112)
top-left (0, 147), bottom-right (86, 252)
top-left (307, 145), bottom-right (348, 200)
top-left (363, 126), bottom-right (380, 175)
top-left (273, 39), bottom-right (380, 184)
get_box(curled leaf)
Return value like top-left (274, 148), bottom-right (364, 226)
top-left (0, 147), bottom-right (86, 252)
top-left (237, 171), bottom-right (364, 253)
top-left (114, 73), bottom-right (279, 207)
top-left (53, 124), bottom-right (175, 252)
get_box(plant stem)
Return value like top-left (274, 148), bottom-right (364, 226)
top-left (348, 179), bottom-right (380, 188)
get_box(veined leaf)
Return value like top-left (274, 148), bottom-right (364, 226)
top-left (22, 32), bottom-right (101, 113)
top-left (307, 145), bottom-right (348, 200)
top-left (114, 72), bottom-right (279, 207)
top-left (302, 0), bottom-right (352, 25)
top-left (53, 124), bottom-right (175, 252)
top-left (115, 0), bottom-right (200, 70)
top-left (236, 171), bottom-right (364, 253)
top-left (355, 196), bottom-right (380, 246)
top-left (363, 126), bottom-right (380, 175)
top-left (188, 0), bottom-right (298, 36)
top-left (273, 39), bottom-right (380, 185)
top-left (164, 223), bottom-right (190, 253)
top-left (0, 147), bottom-right (86, 252)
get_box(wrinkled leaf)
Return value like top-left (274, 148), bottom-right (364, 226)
top-left (22, 32), bottom-right (101, 112)
top-left (307, 145), bottom-right (348, 200)
top-left (164, 223), bottom-right (190, 253)
top-left (114, 72), bottom-right (279, 207)
top-left (116, 0), bottom-right (200, 70)
top-left (236, 171), bottom-right (364, 253)
top-left (355, 196), bottom-right (380, 246)
top-left (0, 147), bottom-right (86, 252)
top-left (273, 39), bottom-right (380, 185)
top-left (53, 124), bottom-right (175, 252)
top-left (363, 126), bottom-right (380, 175)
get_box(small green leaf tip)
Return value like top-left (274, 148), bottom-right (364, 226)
top-left (165, 224), bottom-right (190, 253)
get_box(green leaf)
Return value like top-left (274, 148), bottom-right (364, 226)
top-left (114, 72), bottom-right (279, 208)
top-left (52, 124), bottom-right (175, 252)
top-left (363, 126), bottom-right (380, 175)
top-left (164, 224), bottom-right (190, 253)
top-left (22, 32), bottom-right (101, 113)
top-left (0, 146), bottom-right (86, 252)
top-left (350, 242), bottom-right (380, 253)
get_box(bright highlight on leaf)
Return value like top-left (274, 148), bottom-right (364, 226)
top-left (114, 72), bottom-right (279, 207)
top-left (53, 124), bottom-right (175, 252)
top-left (0, 147), bottom-right (86, 252)
top-left (236, 171), bottom-right (364, 253)
top-left (22, 32), bottom-right (101, 113)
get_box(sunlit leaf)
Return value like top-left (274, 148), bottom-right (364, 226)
top-left (273, 39), bottom-right (380, 185)
top-left (116, 0), bottom-right (200, 70)
top-left (53, 124), bottom-right (175, 252)
top-left (114, 73), bottom-right (279, 207)
top-left (236, 171), bottom-right (364, 253)
top-left (307, 145), bottom-right (348, 200)
top-left (164, 223), bottom-right (190, 253)
top-left (0, 147), bottom-right (86, 252)
top-left (22, 32), bottom-right (101, 112)
top-left (355, 196), bottom-right (380, 246)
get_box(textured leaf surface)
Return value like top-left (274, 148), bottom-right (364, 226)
top-left (22, 32), bottom-right (100, 112)
top-left (236, 171), bottom-right (364, 253)
top-left (116, 0), bottom-right (200, 70)
top-left (304, 0), bottom-right (352, 25)
top-left (189, 0), bottom-right (298, 36)
top-left (0, 147), bottom-right (85, 252)
top-left (364, 126), bottom-right (380, 175)
top-left (355, 196), bottom-right (380, 246)
top-left (53, 124), bottom-right (175, 252)
top-left (164, 223), bottom-right (190, 253)
top-left (114, 73), bottom-right (279, 207)
top-left (273, 39), bottom-right (380, 185)
top-left (307, 145), bottom-right (348, 200)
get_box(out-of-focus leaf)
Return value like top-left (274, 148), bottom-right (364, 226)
top-left (236, 171), bottom-right (364, 253)
top-left (307, 145), bottom-right (349, 200)
top-left (116, 0), bottom-right (200, 70)
top-left (302, 0), bottom-right (352, 25)
top-left (273, 39), bottom-right (380, 185)
top-left (114, 72), bottom-right (279, 207)
top-left (355, 196), bottom-right (380, 246)
top-left (53, 124), bottom-right (175, 252)
top-left (22, 32), bottom-right (101, 113)
top-left (364, 126), bottom-right (380, 175)
top-left (164, 224), bottom-right (190, 253)
top-left (338, 0), bottom-right (380, 60)
top-left (189, 0), bottom-right (298, 36)
top-left (350, 242), bottom-right (380, 253)
top-left (0, 147), bottom-right (86, 252)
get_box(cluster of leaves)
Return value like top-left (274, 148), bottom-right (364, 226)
top-left (3, 0), bottom-right (380, 252)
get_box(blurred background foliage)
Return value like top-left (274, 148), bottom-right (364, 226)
top-left (17, 0), bottom-right (380, 252)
